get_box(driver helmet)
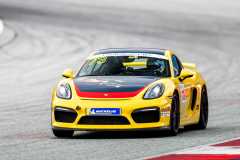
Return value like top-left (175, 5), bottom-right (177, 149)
top-left (147, 58), bottom-right (160, 70)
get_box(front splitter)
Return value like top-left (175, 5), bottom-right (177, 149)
top-left (52, 125), bottom-right (171, 132)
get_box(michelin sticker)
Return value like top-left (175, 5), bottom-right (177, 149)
top-left (179, 83), bottom-right (186, 104)
top-left (86, 108), bottom-right (121, 116)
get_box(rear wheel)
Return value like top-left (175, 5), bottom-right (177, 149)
top-left (184, 85), bottom-right (208, 130)
top-left (168, 91), bottom-right (180, 136)
top-left (52, 130), bottom-right (74, 137)
top-left (196, 85), bottom-right (208, 129)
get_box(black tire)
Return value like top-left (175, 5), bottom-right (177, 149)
top-left (195, 85), bottom-right (208, 129)
top-left (184, 85), bottom-right (208, 130)
top-left (52, 130), bottom-right (74, 137)
top-left (168, 91), bottom-right (180, 136)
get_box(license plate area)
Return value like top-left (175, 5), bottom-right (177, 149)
top-left (86, 108), bottom-right (121, 116)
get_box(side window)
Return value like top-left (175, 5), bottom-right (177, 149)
top-left (171, 55), bottom-right (182, 77)
top-left (175, 56), bottom-right (183, 75)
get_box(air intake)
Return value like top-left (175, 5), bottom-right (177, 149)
top-left (131, 107), bottom-right (160, 123)
top-left (55, 107), bottom-right (77, 123)
top-left (78, 116), bottom-right (130, 125)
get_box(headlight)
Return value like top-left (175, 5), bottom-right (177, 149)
top-left (143, 83), bottom-right (165, 99)
top-left (56, 83), bottom-right (71, 99)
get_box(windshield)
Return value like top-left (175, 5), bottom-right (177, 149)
top-left (77, 53), bottom-right (171, 77)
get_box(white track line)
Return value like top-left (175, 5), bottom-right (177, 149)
top-left (140, 137), bottom-right (240, 160)
top-left (0, 19), bottom-right (4, 35)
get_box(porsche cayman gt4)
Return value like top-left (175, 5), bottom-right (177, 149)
top-left (51, 48), bottom-right (208, 137)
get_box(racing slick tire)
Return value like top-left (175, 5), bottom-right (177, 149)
top-left (184, 85), bottom-right (208, 130)
top-left (168, 91), bottom-right (180, 136)
top-left (52, 129), bottom-right (74, 137)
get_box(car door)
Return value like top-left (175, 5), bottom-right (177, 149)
top-left (171, 55), bottom-right (191, 123)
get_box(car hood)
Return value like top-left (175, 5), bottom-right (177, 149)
top-left (73, 76), bottom-right (161, 98)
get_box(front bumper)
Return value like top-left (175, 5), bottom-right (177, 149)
top-left (52, 94), bottom-right (172, 130)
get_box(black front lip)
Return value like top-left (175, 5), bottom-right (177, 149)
top-left (51, 125), bottom-right (171, 131)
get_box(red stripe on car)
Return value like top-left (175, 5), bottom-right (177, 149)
top-left (74, 83), bottom-right (148, 98)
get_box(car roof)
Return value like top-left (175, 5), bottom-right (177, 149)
top-left (94, 48), bottom-right (166, 55)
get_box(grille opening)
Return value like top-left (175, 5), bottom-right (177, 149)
top-left (131, 107), bottom-right (160, 123)
top-left (191, 88), bottom-right (197, 110)
top-left (78, 116), bottom-right (130, 125)
top-left (55, 108), bottom-right (77, 123)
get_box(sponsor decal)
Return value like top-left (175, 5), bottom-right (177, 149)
top-left (161, 112), bottom-right (170, 117)
top-left (78, 78), bottom-right (124, 83)
top-left (179, 83), bottom-right (186, 104)
top-left (86, 108), bottom-right (121, 116)
top-left (89, 56), bottom-right (107, 65)
top-left (77, 78), bottom-right (124, 88)
top-left (161, 106), bottom-right (171, 112)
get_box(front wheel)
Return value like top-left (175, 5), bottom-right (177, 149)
top-left (52, 130), bottom-right (74, 137)
top-left (168, 91), bottom-right (180, 136)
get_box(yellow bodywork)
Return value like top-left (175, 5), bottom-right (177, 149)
top-left (52, 50), bottom-right (207, 130)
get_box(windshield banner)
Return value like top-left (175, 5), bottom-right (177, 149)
top-left (88, 53), bottom-right (168, 60)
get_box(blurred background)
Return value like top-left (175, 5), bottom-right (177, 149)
top-left (0, 0), bottom-right (240, 159)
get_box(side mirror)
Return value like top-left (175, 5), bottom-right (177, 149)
top-left (62, 69), bottom-right (73, 78)
top-left (179, 69), bottom-right (194, 82)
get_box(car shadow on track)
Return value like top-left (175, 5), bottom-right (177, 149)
top-left (70, 128), bottom-right (189, 139)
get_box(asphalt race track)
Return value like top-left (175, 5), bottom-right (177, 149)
top-left (0, 0), bottom-right (240, 159)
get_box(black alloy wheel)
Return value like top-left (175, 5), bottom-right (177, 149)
top-left (184, 85), bottom-right (208, 130)
top-left (52, 130), bottom-right (74, 137)
top-left (168, 91), bottom-right (180, 136)
top-left (196, 85), bottom-right (208, 129)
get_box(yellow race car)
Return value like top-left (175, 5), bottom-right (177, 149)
top-left (51, 48), bottom-right (208, 137)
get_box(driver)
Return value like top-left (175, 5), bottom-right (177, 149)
top-left (147, 58), bottom-right (165, 76)
top-left (147, 58), bottom-right (160, 70)
top-left (104, 57), bottom-right (124, 75)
